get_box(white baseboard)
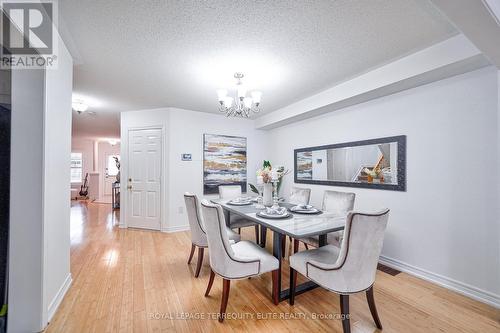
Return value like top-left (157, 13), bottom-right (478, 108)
top-left (379, 255), bottom-right (500, 309)
top-left (47, 273), bottom-right (72, 322)
top-left (162, 224), bottom-right (190, 233)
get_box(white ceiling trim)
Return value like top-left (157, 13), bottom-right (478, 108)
top-left (431, 0), bottom-right (500, 68)
top-left (255, 34), bottom-right (488, 130)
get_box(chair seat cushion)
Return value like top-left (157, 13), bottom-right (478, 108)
top-left (226, 227), bottom-right (241, 243)
top-left (229, 215), bottom-right (257, 229)
top-left (231, 240), bottom-right (279, 274)
top-left (289, 245), bottom-right (340, 277)
top-left (298, 231), bottom-right (343, 248)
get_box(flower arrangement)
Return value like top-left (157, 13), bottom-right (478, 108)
top-left (250, 160), bottom-right (290, 195)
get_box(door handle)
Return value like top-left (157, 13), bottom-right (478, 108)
top-left (127, 185), bottom-right (132, 190)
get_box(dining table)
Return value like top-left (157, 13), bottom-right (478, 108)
top-left (211, 199), bottom-right (347, 303)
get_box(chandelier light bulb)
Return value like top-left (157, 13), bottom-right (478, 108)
top-left (251, 91), bottom-right (262, 104)
top-left (72, 100), bottom-right (89, 112)
top-left (243, 97), bottom-right (253, 108)
top-left (217, 89), bottom-right (228, 102)
top-left (237, 85), bottom-right (247, 99)
top-left (223, 96), bottom-right (234, 108)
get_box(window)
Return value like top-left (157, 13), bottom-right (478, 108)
top-left (106, 155), bottom-right (120, 177)
top-left (70, 152), bottom-right (83, 183)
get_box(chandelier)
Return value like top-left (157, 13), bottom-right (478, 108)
top-left (216, 72), bottom-right (262, 117)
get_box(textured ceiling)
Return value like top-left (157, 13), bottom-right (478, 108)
top-left (72, 110), bottom-right (120, 140)
top-left (61, 0), bottom-right (457, 122)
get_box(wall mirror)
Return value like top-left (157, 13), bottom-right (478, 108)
top-left (294, 135), bottom-right (406, 191)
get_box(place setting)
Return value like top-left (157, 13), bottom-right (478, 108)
top-left (288, 204), bottom-right (322, 215)
top-left (256, 206), bottom-right (293, 219)
top-left (226, 196), bottom-right (253, 206)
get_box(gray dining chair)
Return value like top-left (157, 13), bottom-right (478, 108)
top-left (200, 200), bottom-right (280, 322)
top-left (289, 209), bottom-right (390, 333)
top-left (184, 193), bottom-right (241, 277)
top-left (284, 187), bottom-right (312, 256)
top-left (219, 185), bottom-right (260, 243)
top-left (289, 186), bottom-right (312, 205)
top-left (294, 190), bottom-right (355, 251)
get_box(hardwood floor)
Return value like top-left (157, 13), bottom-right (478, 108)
top-left (46, 201), bottom-right (500, 332)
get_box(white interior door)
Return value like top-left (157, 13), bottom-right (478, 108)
top-left (127, 128), bottom-right (162, 230)
top-left (103, 153), bottom-right (118, 196)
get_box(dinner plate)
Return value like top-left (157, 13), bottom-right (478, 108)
top-left (289, 207), bottom-right (322, 215)
top-left (257, 211), bottom-right (292, 219)
top-left (227, 200), bottom-right (252, 206)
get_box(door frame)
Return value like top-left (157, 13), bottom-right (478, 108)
top-left (120, 125), bottom-right (166, 231)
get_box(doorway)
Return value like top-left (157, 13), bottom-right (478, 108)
top-left (126, 128), bottom-right (162, 230)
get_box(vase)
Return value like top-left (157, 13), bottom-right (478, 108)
top-left (262, 183), bottom-right (273, 207)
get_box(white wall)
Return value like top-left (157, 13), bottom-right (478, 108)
top-left (120, 108), bottom-right (269, 232)
top-left (71, 138), bottom-right (94, 188)
top-left (497, 70), bottom-right (500, 274)
top-left (8, 33), bottom-right (73, 332)
top-left (42, 37), bottom-right (73, 324)
top-left (267, 66), bottom-right (500, 307)
top-left (167, 108), bottom-right (268, 232)
top-left (9, 67), bottom-right (45, 333)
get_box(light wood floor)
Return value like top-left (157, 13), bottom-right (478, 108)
top-left (45, 201), bottom-right (500, 332)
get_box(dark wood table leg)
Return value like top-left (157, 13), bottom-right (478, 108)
top-left (223, 209), bottom-right (230, 227)
top-left (318, 234), bottom-right (327, 247)
top-left (260, 226), bottom-right (267, 248)
top-left (272, 230), bottom-right (282, 296)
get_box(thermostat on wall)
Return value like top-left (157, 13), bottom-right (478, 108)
top-left (181, 154), bottom-right (192, 161)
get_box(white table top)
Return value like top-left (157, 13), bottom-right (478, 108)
top-left (212, 199), bottom-right (346, 238)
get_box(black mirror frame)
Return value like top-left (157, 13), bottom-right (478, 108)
top-left (294, 135), bottom-right (406, 191)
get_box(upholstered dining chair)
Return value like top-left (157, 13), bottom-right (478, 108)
top-left (200, 200), bottom-right (280, 322)
top-left (289, 186), bottom-right (312, 205)
top-left (284, 187), bottom-right (312, 256)
top-left (219, 185), bottom-right (260, 243)
top-left (184, 193), bottom-right (241, 277)
top-left (289, 209), bottom-right (390, 333)
top-left (294, 190), bottom-right (355, 251)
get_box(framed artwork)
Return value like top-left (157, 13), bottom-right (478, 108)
top-left (203, 134), bottom-right (247, 195)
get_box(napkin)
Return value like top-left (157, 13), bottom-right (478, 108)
top-left (292, 204), bottom-right (313, 211)
top-left (265, 207), bottom-right (287, 215)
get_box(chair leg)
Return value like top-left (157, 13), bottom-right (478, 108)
top-left (195, 247), bottom-right (204, 278)
top-left (281, 235), bottom-right (286, 258)
top-left (304, 242), bottom-right (309, 250)
top-left (340, 294), bottom-right (351, 333)
top-left (254, 225), bottom-right (260, 244)
top-left (293, 239), bottom-right (299, 253)
top-left (187, 244), bottom-right (196, 264)
top-left (289, 267), bottom-right (297, 305)
top-left (366, 286), bottom-right (383, 329)
top-left (271, 269), bottom-right (279, 305)
top-left (219, 279), bottom-right (231, 322)
top-left (205, 269), bottom-right (215, 297)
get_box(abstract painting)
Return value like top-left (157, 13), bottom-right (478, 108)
top-left (203, 134), bottom-right (247, 195)
top-left (296, 151), bottom-right (313, 179)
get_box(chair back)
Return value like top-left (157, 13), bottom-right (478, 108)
top-left (322, 190), bottom-right (355, 216)
top-left (200, 200), bottom-right (237, 273)
top-left (200, 200), bottom-right (260, 279)
top-left (289, 187), bottom-right (311, 205)
top-left (219, 185), bottom-right (242, 200)
top-left (184, 193), bottom-right (207, 246)
top-left (334, 209), bottom-right (390, 292)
